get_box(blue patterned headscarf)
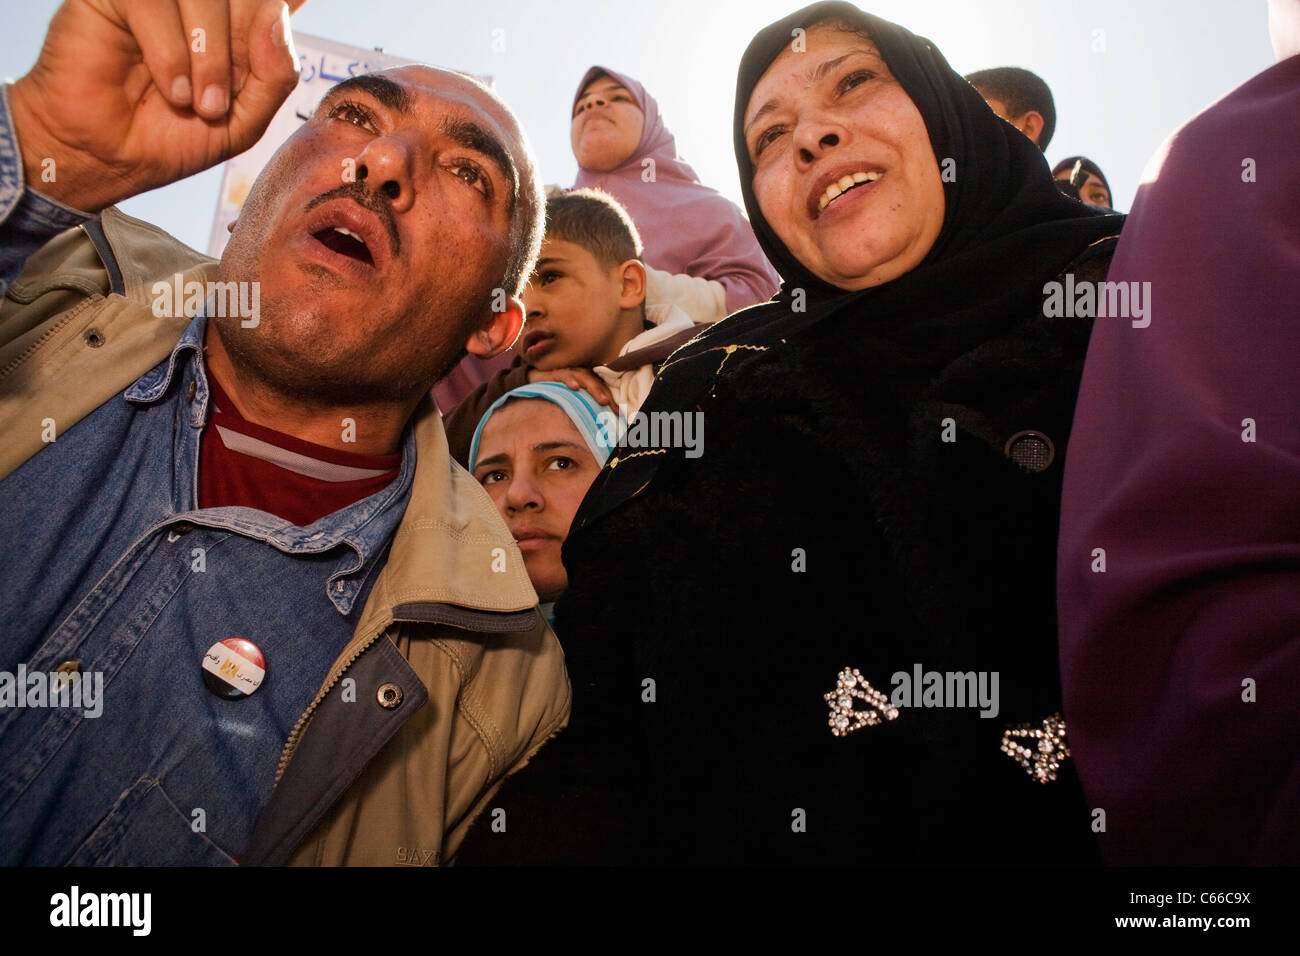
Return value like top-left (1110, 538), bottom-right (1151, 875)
top-left (468, 383), bottom-right (622, 471)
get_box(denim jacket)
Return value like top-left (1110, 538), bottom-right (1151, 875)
top-left (0, 88), bottom-right (570, 865)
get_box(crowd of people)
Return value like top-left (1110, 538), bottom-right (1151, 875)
top-left (0, 0), bottom-right (1294, 867)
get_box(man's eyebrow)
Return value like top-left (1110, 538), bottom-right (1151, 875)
top-left (321, 73), bottom-right (412, 114)
top-left (440, 116), bottom-right (519, 211)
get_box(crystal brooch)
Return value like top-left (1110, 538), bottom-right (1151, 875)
top-left (824, 667), bottom-right (900, 737)
top-left (1000, 713), bottom-right (1071, 783)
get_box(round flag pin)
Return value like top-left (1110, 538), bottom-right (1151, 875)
top-left (202, 638), bottom-right (266, 699)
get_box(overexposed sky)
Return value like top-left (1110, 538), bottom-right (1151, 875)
top-left (2, 0), bottom-right (1275, 253)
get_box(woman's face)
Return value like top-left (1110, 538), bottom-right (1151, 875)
top-left (1055, 169), bottom-right (1111, 209)
top-left (571, 75), bottom-right (645, 172)
top-left (743, 24), bottom-right (945, 290)
top-left (473, 400), bottom-right (600, 602)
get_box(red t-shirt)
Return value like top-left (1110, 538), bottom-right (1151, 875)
top-left (199, 372), bottom-right (402, 527)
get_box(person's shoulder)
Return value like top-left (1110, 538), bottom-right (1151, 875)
top-left (650, 306), bottom-right (780, 395)
top-left (673, 183), bottom-right (756, 225)
top-left (653, 316), bottom-right (856, 430)
top-left (1061, 231), bottom-right (1122, 286)
top-left (99, 206), bottom-right (216, 280)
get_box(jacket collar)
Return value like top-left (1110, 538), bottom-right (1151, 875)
top-left (96, 208), bottom-right (540, 627)
top-left (354, 390), bottom-right (542, 635)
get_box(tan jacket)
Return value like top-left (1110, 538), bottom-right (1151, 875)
top-left (0, 208), bottom-right (571, 865)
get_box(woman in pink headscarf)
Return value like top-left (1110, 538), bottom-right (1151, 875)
top-left (571, 66), bottom-right (781, 314)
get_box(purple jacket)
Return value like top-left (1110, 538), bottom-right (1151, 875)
top-left (1057, 53), bottom-right (1300, 864)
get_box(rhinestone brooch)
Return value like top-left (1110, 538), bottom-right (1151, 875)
top-left (824, 667), bottom-right (900, 737)
top-left (1000, 714), bottom-right (1070, 783)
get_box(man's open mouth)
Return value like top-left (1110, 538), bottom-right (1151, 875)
top-left (312, 226), bottom-right (374, 267)
top-left (299, 197), bottom-right (395, 275)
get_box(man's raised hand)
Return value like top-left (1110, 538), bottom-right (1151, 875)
top-left (9, 0), bottom-right (306, 212)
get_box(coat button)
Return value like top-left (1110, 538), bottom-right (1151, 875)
top-left (376, 683), bottom-right (403, 709)
top-left (1004, 430), bottom-right (1056, 472)
top-left (83, 328), bottom-right (104, 348)
top-left (53, 660), bottom-right (80, 691)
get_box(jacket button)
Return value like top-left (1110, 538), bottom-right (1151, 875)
top-left (186, 382), bottom-right (197, 402)
top-left (167, 521), bottom-right (194, 543)
top-left (376, 683), bottom-right (403, 709)
top-left (1004, 430), bottom-right (1056, 472)
top-left (54, 660), bottom-right (80, 675)
top-left (83, 328), bottom-right (105, 348)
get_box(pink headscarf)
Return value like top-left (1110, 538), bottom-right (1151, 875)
top-left (571, 66), bottom-right (780, 313)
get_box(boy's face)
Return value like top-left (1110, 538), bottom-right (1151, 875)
top-left (518, 238), bottom-right (635, 370)
top-left (979, 93), bottom-right (1014, 123)
top-left (975, 91), bottom-right (1043, 149)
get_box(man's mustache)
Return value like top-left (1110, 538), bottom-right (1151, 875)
top-left (303, 183), bottom-right (401, 258)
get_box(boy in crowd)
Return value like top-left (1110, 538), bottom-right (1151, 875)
top-left (966, 66), bottom-right (1057, 151)
top-left (443, 189), bottom-right (711, 465)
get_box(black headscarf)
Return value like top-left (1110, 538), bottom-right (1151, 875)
top-left (553, 9), bottom-right (1123, 862)
top-left (677, 1), bottom-right (1123, 362)
top-left (570, 0), bottom-right (1123, 531)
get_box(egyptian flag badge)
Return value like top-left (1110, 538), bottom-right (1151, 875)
top-left (202, 637), bottom-right (267, 700)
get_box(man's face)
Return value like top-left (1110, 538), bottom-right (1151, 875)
top-left (571, 76), bottom-right (645, 172)
top-left (743, 25), bottom-right (946, 291)
top-left (216, 66), bottom-right (528, 404)
top-left (517, 238), bottom-right (635, 370)
top-left (1055, 169), bottom-right (1111, 209)
top-left (473, 400), bottom-right (600, 602)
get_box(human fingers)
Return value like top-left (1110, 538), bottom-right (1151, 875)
top-left (178, 0), bottom-right (232, 117)
top-left (561, 368), bottom-right (616, 411)
top-left (225, 0), bottom-right (298, 152)
top-left (227, 0), bottom-right (304, 96)
top-left (117, 0), bottom-right (194, 108)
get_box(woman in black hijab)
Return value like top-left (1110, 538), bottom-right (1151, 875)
top-left (471, 2), bottom-right (1123, 866)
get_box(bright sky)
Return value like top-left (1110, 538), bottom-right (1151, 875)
top-left (2, 0), bottom-right (1275, 253)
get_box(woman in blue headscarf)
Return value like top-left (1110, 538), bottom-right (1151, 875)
top-left (468, 383), bottom-right (619, 617)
